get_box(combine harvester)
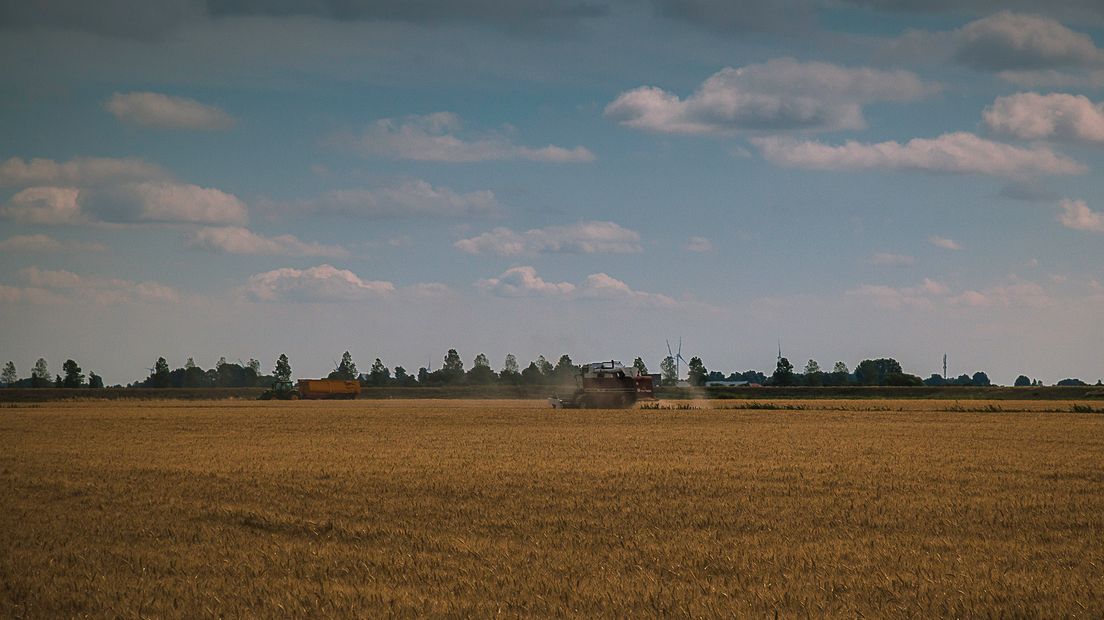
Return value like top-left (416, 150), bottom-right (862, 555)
top-left (258, 379), bottom-right (360, 400)
top-left (549, 360), bottom-right (655, 409)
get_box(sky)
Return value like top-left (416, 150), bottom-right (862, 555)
top-left (2, 0), bottom-right (1104, 386)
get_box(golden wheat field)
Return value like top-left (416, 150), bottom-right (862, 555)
top-left (2, 399), bottom-right (1103, 618)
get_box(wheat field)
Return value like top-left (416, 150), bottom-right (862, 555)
top-left (2, 399), bottom-right (1102, 618)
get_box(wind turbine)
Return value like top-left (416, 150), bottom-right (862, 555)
top-left (666, 337), bottom-right (687, 382)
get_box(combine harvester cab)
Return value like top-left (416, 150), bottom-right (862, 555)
top-left (549, 360), bottom-right (655, 409)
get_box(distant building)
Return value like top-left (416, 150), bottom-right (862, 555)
top-left (704, 380), bottom-right (750, 387)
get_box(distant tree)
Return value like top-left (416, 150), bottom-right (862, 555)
top-left (633, 357), bottom-right (648, 375)
top-left (1014, 375), bottom-right (1031, 387)
top-left (660, 356), bottom-right (677, 386)
top-left (687, 356), bottom-right (707, 386)
top-left (416, 367), bottom-right (430, 385)
top-left (1, 361), bottom-right (16, 386)
top-left (147, 357), bottom-right (171, 388)
top-left (520, 362), bottom-right (543, 385)
top-left (706, 370), bottom-right (726, 382)
top-left (535, 355), bottom-right (554, 378)
top-left (467, 353), bottom-right (496, 385)
top-left (329, 351), bottom-right (358, 381)
top-left (31, 358), bottom-right (50, 388)
top-left (500, 354), bottom-right (521, 384)
top-left (394, 366), bottom-right (416, 387)
top-left (54, 374), bottom-right (63, 388)
top-left (923, 374), bottom-right (946, 386)
top-left (733, 370), bottom-right (768, 385)
top-left (1057, 378), bottom-right (1087, 386)
top-left (971, 371), bottom-right (991, 387)
top-left (855, 358), bottom-right (902, 386)
top-left (88, 372), bottom-right (104, 389)
top-left (248, 358), bottom-right (261, 375)
top-left (772, 357), bottom-right (795, 386)
top-left (441, 349), bottom-right (465, 384)
top-left (62, 359), bottom-right (84, 388)
top-left (185, 357), bottom-right (197, 370)
top-left (216, 356), bottom-right (227, 370)
top-left (274, 354), bottom-right (292, 382)
top-left (368, 358), bottom-right (391, 386)
top-left (552, 355), bottom-right (576, 383)
top-left (885, 372), bottom-right (923, 386)
top-left (832, 361), bottom-right (848, 374)
top-left (804, 359), bottom-right (823, 386)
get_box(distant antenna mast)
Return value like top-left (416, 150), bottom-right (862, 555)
top-left (943, 354), bottom-right (947, 380)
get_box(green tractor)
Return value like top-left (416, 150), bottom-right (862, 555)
top-left (258, 379), bottom-right (301, 400)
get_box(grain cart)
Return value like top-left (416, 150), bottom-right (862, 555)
top-left (296, 379), bottom-right (361, 400)
top-left (549, 360), bottom-right (655, 409)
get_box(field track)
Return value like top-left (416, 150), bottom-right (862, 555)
top-left (2, 399), bottom-right (1103, 617)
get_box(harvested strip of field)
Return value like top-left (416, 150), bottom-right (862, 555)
top-left (2, 399), bottom-right (1102, 617)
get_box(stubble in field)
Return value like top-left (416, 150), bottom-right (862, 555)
top-left (1, 399), bottom-right (1102, 617)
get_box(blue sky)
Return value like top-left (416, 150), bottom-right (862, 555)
top-left (2, 1), bottom-right (1104, 385)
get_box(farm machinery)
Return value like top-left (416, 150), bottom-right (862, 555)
top-left (258, 379), bottom-right (300, 400)
top-left (549, 360), bottom-right (655, 409)
top-left (258, 379), bottom-right (360, 400)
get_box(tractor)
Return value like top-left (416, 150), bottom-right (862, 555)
top-left (257, 379), bottom-right (300, 400)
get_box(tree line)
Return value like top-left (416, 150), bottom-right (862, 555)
top-left (1, 351), bottom-right (1099, 389)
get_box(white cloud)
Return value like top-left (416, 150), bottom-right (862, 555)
top-left (951, 12), bottom-right (1104, 72)
top-left (476, 266), bottom-right (676, 307)
top-left (996, 69), bottom-right (1104, 89)
top-left (605, 58), bottom-right (935, 135)
top-left (82, 181), bottom-right (248, 225)
top-left (190, 227), bottom-right (348, 257)
top-left (455, 221), bottom-right (642, 256)
top-left (847, 278), bottom-right (948, 310)
top-left (849, 276), bottom-right (1051, 311)
top-left (339, 112), bottom-right (594, 163)
top-left (1057, 199), bottom-right (1104, 232)
top-left (577, 272), bottom-right (677, 307)
top-left (0, 187), bottom-right (83, 224)
top-left (685, 236), bottom-right (713, 252)
top-left (869, 252), bottom-right (915, 267)
top-left (752, 132), bottom-right (1085, 176)
top-left (12, 266), bottom-right (180, 305)
top-left (106, 92), bottom-right (235, 130)
top-left (302, 180), bottom-right (500, 218)
top-left (0, 234), bottom-right (105, 253)
top-left (245, 264), bottom-right (395, 302)
top-left (0, 156), bottom-right (167, 187)
top-left (475, 266), bottom-right (576, 297)
top-left (929, 236), bottom-right (962, 250)
top-left (984, 92), bottom-right (1104, 144)
top-left (950, 281), bottom-right (1051, 309)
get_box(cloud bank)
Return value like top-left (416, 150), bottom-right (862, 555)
top-left (752, 132), bottom-right (1085, 176)
top-left (606, 59), bottom-right (934, 134)
top-left (455, 221), bottom-right (642, 256)
top-left (476, 266), bottom-right (676, 306)
top-left (245, 264), bottom-right (395, 302)
top-left (190, 227), bottom-right (348, 257)
top-left (339, 112), bottom-right (594, 163)
top-left (984, 92), bottom-right (1104, 144)
top-left (106, 92), bottom-right (235, 130)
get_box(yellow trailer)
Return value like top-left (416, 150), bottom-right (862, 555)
top-left (296, 379), bottom-right (360, 400)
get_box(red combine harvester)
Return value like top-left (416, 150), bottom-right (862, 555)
top-left (548, 360), bottom-right (655, 409)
